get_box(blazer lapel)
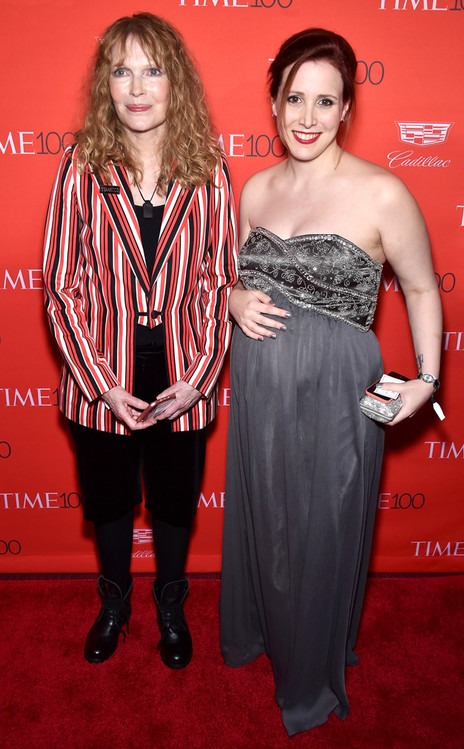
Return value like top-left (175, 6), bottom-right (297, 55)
top-left (92, 164), bottom-right (151, 293)
top-left (151, 180), bottom-right (199, 282)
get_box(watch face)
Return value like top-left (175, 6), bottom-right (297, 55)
top-left (419, 373), bottom-right (439, 389)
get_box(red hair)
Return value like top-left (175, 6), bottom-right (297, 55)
top-left (268, 28), bottom-right (357, 126)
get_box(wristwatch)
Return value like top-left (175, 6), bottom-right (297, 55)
top-left (417, 372), bottom-right (440, 391)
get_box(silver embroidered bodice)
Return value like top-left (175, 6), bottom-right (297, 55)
top-left (239, 227), bottom-right (383, 332)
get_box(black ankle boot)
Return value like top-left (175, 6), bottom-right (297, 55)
top-left (84, 576), bottom-right (132, 664)
top-left (153, 579), bottom-right (192, 669)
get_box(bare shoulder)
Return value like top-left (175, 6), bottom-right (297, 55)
top-left (241, 163), bottom-right (281, 201)
top-left (342, 152), bottom-right (414, 206)
top-left (239, 164), bottom-right (283, 243)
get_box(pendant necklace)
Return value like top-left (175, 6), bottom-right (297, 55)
top-left (135, 182), bottom-right (157, 219)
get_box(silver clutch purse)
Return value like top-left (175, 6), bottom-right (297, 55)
top-left (359, 392), bottom-right (403, 423)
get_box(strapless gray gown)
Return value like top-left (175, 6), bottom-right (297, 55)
top-left (220, 228), bottom-right (385, 736)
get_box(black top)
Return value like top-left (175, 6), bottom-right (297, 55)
top-left (134, 203), bottom-right (164, 276)
top-left (134, 203), bottom-right (165, 351)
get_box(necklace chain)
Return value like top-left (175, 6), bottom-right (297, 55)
top-left (135, 181), bottom-right (158, 219)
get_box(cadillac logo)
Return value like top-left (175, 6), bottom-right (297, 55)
top-left (396, 122), bottom-right (453, 147)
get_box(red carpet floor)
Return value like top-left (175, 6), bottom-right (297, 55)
top-left (0, 575), bottom-right (463, 749)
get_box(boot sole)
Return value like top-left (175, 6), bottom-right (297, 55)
top-left (84, 655), bottom-right (110, 664)
top-left (84, 650), bottom-right (116, 664)
top-left (160, 654), bottom-right (192, 669)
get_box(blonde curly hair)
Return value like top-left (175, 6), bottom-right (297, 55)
top-left (75, 12), bottom-right (222, 189)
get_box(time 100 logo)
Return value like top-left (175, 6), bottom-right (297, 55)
top-left (0, 131), bottom-right (74, 156)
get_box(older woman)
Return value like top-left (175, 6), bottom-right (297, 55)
top-left (43, 12), bottom-right (237, 668)
top-left (220, 28), bottom-right (441, 734)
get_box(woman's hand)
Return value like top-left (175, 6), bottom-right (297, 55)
top-left (387, 379), bottom-right (435, 425)
top-left (149, 380), bottom-right (203, 422)
top-left (230, 286), bottom-right (290, 341)
top-left (101, 386), bottom-right (152, 431)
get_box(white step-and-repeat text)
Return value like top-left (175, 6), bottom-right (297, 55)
top-left (1, 0), bottom-right (463, 572)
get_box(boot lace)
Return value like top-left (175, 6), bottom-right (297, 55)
top-left (158, 602), bottom-right (187, 634)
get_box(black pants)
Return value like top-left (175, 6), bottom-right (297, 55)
top-left (69, 349), bottom-right (206, 527)
top-left (69, 348), bottom-right (207, 588)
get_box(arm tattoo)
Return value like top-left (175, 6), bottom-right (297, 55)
top-left (416, 354), bottom-right (424, 373)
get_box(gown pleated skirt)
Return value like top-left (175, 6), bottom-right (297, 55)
top-left (220, 291), bottom-right (385, 736)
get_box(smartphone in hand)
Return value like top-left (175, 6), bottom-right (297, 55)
top-left (136, 395), bottom-right (175, 423)
top-left (365, 372), bottom-right (409, 403)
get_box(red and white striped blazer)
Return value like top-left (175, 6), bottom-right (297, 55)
top-left (43, 146), bottom-right (238, 434)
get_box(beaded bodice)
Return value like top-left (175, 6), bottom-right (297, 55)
top-left (239, 227), bottom-right (383, 332)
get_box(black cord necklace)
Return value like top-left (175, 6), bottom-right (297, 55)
top-left (135, 182), bottom-right (157, 219)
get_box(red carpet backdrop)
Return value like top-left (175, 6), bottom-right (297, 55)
top-left (0, 0), bottom-right (463, 574)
